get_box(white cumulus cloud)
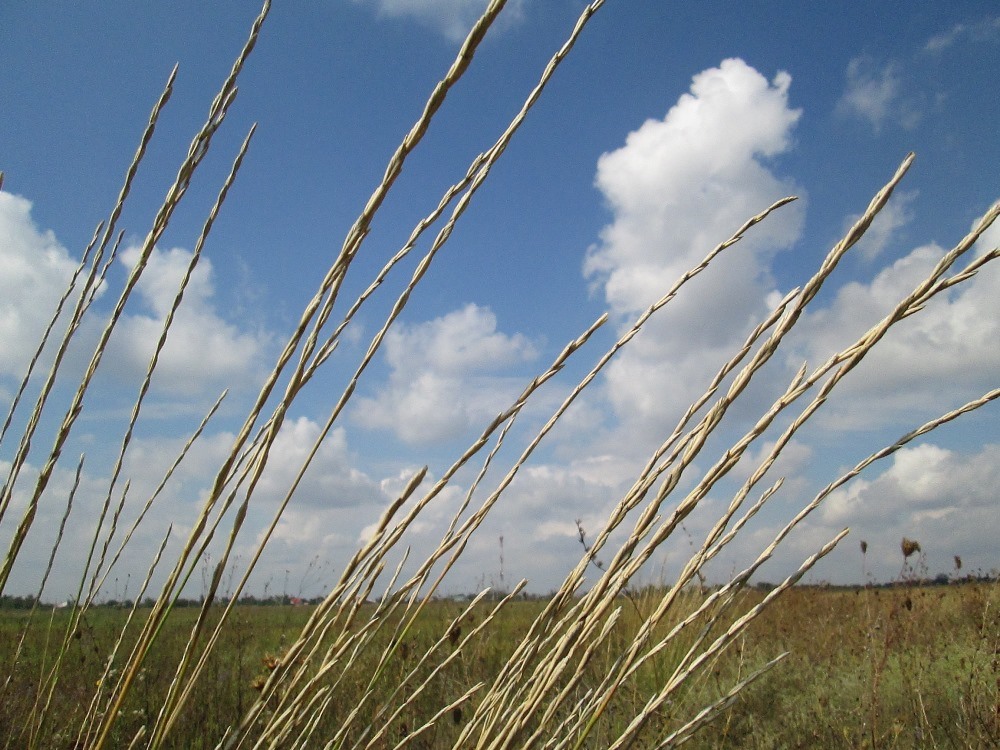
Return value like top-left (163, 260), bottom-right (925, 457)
top-left (816, 443), bottom-right (1000, 578)
top-left (353, 303), bottom-right (538, 443)
top-left (793, 214), bottom-right (1000, 431)
top-left (254, 417), bottom-right (384, 509)
top-left (0, 191), bottom-right (272, 404)
top-left (0, 191), bottom-right (87, 379)
top-left (585, 58), bottom-right (804, 442)
top-left (108, 244), bottom-right (271, 397)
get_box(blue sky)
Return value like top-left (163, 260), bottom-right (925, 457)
top-left (1, 1), bottom-right (998, 600)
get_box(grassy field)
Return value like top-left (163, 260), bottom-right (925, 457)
top-left (2, 580), bottom-right (996, 749)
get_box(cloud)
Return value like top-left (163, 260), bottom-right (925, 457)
top-left (1, 417), bottom-right (389, 602)
top-left (254, 417), bottom-right (384, 509)
top-left (0, 191), bottom-right (87, 379)
top-left (816, 442), bottom-right (1000, 578)
top-left (584, 58), bottom-right (804, 443)
top-left (792, 215), bottom-right (1000, 431)
top-left (109, 245), bottom-right (271, 397)
top-left (924, 16), bottom-right (1000, 53)
top-left (925, 24), bottom-right (967, 54)
top-left (350, 0), bottom-right (527, 42)
top-left (0, 192), bottom-right (271, 405)
top-left (1, 427), bottom-right (234, 602)
top-left (731, 438), bottom-right (814, 487)
top-left (687, 438), bottom-right (1000, 587)
top-left (353, 303), bottom-right (538, 444)
top-left (243, 417), bottom-right (403, 591)
top-left (842, 190), bottom-right (916, 261)
top-left (421, 454), bottom-right (639, 593)
top-left (836, 56), bottom-right (921, 132)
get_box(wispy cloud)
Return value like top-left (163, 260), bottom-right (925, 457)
top-left (841, 189), bottom-right (917, 261)
top-left (350, 0), bottom-right (527, 41)
top-left (836, 56), bottom-right (921, 132)
top-left (924, 16), bottom-right (1000, 53)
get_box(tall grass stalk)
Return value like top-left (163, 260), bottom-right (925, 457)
top-left (0, 2), bottom-right (997, 748)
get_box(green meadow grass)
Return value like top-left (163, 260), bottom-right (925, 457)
top-left (735, 581), bottom-right (1000, 748)
top-left (2, 581), bottom-right (996, 748)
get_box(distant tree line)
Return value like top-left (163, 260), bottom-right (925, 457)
top-left (3, 572), bottom-right (996, 611)
top-left (752, 570), bottom-right (999, 592)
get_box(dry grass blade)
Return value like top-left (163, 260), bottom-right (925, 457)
top-left (0, 222), bottom-right (100, 458)
top-left (141, 14), bottom-right (520, 710)
top-left (649, 652), bottom-right (788, 749)
top-left (0, 66), bottom-right (179, 557)
top-left (225, 0), bottom-right (614, 632)
top-left (79, 526), bottom-right (174, 750)
top-left (84, 390), bottom-right (228, 609)
top-left (449, 197), bottom-right (805, 746)
top-left (603, 532), bottom-right (849, 750)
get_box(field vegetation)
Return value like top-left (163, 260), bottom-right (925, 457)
top-left (1, 1), bottom-right (998, 748)
top-left (2, 574), bottom-right (996, 748)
